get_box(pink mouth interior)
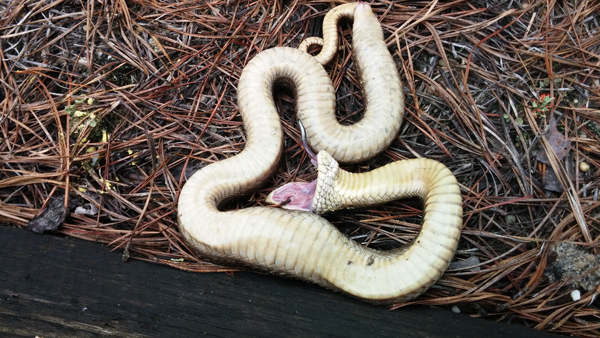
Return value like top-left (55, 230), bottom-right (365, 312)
top-left (267, 180), bottom-right (316, 212)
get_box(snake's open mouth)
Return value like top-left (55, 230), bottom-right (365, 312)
top-left (265, 121), bottom-right (319, 212)
top-left (265, 180), bottom-right (316, 212)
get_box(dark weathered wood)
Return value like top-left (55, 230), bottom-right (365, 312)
top-left (0, 226), bottom-right (559, 338)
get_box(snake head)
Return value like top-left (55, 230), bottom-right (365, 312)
top-left (265, 150), bottom-right (340, 213)
top-left (311, 151), bottom-right (341, 214)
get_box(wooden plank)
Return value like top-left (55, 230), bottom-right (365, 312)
top-left (0, 226), bottom-right (560, 337)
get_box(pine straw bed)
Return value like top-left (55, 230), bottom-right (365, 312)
top-left (1, 0), bottom-right (600, 336)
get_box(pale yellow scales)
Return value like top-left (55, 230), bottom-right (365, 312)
top-left (178, 2), bottom-right (463, 304)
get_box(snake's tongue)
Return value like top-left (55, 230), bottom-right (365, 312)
top-left (265, 180), bottom-right (316, 212)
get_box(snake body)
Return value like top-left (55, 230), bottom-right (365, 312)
top-left (298, 3), bottom-right (356, 66)
top-left (296, 2), bottom-right (404, 162)
top-left (178, 2), bottom-right (463, 303)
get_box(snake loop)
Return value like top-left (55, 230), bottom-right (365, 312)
top-left (178, 3), bottom-right (462, 303)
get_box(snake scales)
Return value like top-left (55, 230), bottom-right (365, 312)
top-left (178, 2), bottom-right (463, 303)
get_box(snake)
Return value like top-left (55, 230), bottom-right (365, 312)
top-left (177, 2), bottom-right (463, 304)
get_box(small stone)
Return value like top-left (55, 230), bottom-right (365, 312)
top-left (545, 242), bottom-right (600, 291)
top-left (451, 305), bottom-right (461, 313)
top-left (571, 290), bottom-right (581, 301)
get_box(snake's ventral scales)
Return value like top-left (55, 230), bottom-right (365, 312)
top-left (178, 2), bottom-right (463, 304)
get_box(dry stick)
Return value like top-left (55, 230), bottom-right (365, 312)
top-left (122, 127), bottom-right (156, 262)
top-left (526, 109), bottom-right (592, 243)
top-left (460, 6), bottom-right (530, 174)
top-left (177, 22), bottom-right (244, 190)
top-left (464, 2), bottom-right (593, 247)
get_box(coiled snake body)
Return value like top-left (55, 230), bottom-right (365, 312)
top-left (178, 2), bottom-right (463, 303)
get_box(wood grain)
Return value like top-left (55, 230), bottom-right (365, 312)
top-left (0, 226), bottom-right (562, 338)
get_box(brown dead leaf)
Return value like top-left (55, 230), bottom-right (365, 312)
top-left (536, 117), bottom-right (571, 164)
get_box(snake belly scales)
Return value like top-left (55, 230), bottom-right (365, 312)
top-left (178, 2), bottom-right (463, 304)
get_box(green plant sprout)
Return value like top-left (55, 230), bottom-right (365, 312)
top-left (532, 94), bottom-right (554, 118)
